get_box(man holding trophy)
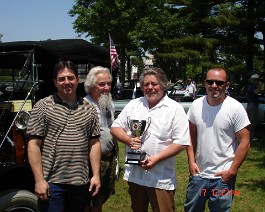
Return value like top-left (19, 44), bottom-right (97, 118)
top-left (110, 67), bottom-right (190, 212)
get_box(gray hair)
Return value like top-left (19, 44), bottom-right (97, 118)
top-left (84, 66), bottom-right (112, 94)
top-left (139, 67), bottom-right (168, 91)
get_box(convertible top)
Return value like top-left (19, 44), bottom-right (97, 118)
top-left (0, 39), bottom-right (111, 99)
top-left (0, 39), bottom-right (110, 68)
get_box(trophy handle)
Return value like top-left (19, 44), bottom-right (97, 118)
top-left (127, 116), bottom-right (131, 130)
top-left (141, 117), bottom-right (151, 138)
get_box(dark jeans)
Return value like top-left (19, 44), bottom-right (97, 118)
top-left (38, 183), bottom-right (88, 212)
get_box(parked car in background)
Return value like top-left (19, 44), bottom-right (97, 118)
top-left (0, 39), bottom-right (110, 211)
top-left (166, 81), bottom-right (184, 95)
top-left (167, 81), bottom-right (186, 102)
top-left (196, 84), bottom-right (265, 103)
top-left (113, 79), bottom-right (143, 100)
top-left (196, 84), bottom-right (236, 97)
top-left (114, 84), bottom-right (265, 123)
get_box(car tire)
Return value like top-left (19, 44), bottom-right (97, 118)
top-left (0, 189), bottom-right (38, 212)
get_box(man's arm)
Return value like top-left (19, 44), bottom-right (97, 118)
top-left (192, 84), bottom-right (196, 97)
top-left (88, 138), bottom-right (101, 196)
top-left (215, 127), bottom-right (250, 182)
top-left (27, 138), bottom-right (49, 200)
top-left (186, 121), bottom-right (201, 175)
top-left (142, 143), bottom-right (188, 169)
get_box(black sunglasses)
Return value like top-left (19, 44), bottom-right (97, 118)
top-left (205, 80), bottom-right (226, 86)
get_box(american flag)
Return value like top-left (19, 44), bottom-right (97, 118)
top-left (109, 36), bottom-right (120, 71)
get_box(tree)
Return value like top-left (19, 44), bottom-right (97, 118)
top-left (69, 0), bottom-right (264, 84)
top-left (69, 0), bottom-right (172, 81)
top-left (155, 1), bottom-right (223, 81)
top-left (155, 0), bottom-right (264, 82)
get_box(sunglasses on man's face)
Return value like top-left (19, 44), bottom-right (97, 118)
top-left (205, 80), bottom-right (226, 86)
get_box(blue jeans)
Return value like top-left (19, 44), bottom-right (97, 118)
top-left (184, 176), bottom-right (235, 212)
top-left (38, 183), bottom-right (88, 212)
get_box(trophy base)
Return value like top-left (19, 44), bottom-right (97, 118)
top-left (125, 152), bottom-right (146, 165)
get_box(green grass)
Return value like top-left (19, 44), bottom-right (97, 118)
top-left (103, 124), bottom-right (265, 211)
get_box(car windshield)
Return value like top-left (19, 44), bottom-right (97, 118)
top-left (0, 69), bottom-right (33, 101)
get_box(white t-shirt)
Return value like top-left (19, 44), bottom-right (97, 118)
top-left (112, 95), bottom-right (190, 190)
top-left (185, 83), bottom-right (196, 97)
top-left (188, 96), bottom-right (250, 178)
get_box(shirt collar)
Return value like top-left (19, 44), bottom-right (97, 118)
top-left (53, 93), bottom-right (83, 109)
top-left (142, 93), bottom-right (171, 109)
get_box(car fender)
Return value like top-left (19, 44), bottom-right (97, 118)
top-left (0, 189), bottom-right (38, 211)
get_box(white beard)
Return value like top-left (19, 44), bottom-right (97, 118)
top-left (98, 93), bottom-right (114, 114)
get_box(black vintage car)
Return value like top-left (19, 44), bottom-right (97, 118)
top-left (0, 39), bottom-right (110, 211)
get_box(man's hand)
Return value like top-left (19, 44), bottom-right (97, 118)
top-left (89, 175), bottom-right (101, 196)
top-left (140, 155), bottom-right (159, 169)
top-left (188, 162), bottom-right (201, 176)
top-left (215, 169), bottom-right (236, 183)
top-left (129, 137), bottom-right (142, 150)
top-left (35, 179), bottom-right (50, 200)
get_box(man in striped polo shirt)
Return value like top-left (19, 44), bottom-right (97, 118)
top-left (27, 61), bottom-right (101, 212)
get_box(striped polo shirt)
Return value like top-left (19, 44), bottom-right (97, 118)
top-left (26, 93), bottom-right (100, 185)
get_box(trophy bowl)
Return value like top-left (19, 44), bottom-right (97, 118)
top-left (130, 119), bottom-right (146, 137)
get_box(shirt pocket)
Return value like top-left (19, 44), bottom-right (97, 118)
top-left (150, 116), bottom-right (171, 141)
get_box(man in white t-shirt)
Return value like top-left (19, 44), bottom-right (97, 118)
top-left (184, 78), bottom-right (196, 100)
top-left (184, 67), bottom-right (250, 212)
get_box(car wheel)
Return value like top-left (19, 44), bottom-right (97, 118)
top-left (0, 189), bottom-right (38, 212)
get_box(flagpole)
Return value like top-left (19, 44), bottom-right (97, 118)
top-left (109, 34), bottom-right (112, 72)
top-left (109, 35), bottom-right (120, 73)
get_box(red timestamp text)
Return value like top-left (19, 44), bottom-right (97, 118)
top-left (199, 188), bottom-right (241, 196)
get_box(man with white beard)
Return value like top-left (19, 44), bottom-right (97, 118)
top-left (84, 66), bottom-right (118, 212)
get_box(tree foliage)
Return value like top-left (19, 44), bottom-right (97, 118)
top-left (69, 0), bottom-right (265, 83)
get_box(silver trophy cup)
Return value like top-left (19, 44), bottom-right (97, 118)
top-left (126, 117), bottom-right (151, 164)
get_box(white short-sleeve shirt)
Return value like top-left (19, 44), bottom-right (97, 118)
top-left (112, 95), bottom-right (190, 190)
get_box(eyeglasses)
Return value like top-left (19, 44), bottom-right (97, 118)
top-left (205, 80), bottom-right (226, 86)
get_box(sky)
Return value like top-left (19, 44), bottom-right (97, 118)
top-left (0, 0), bottom-right (89, 43)
top-left (0, 1), bottom-right (263, 44)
